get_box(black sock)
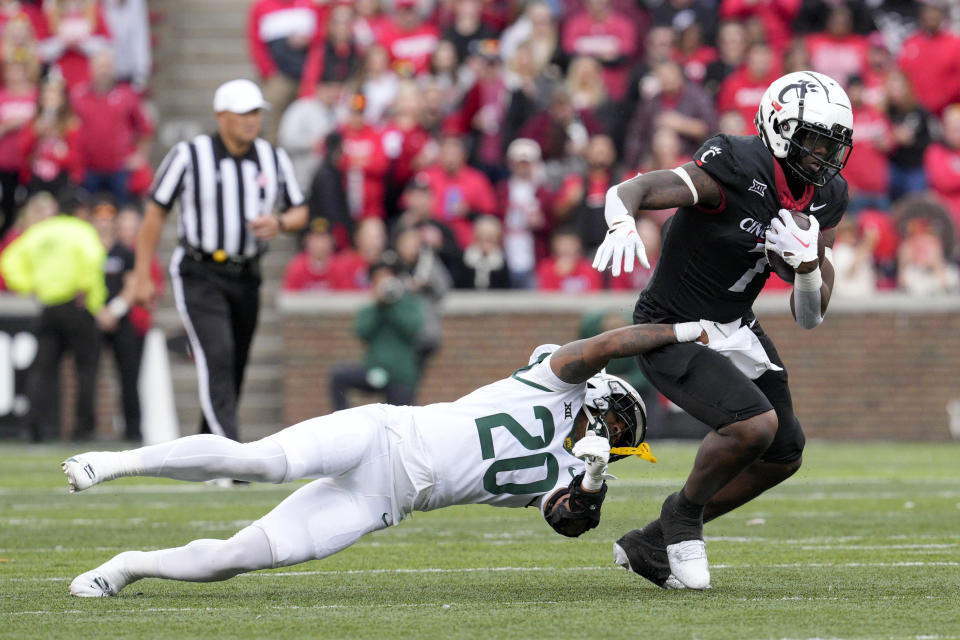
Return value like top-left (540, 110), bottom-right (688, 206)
top-left (676, 490), bottom-right (705, 522)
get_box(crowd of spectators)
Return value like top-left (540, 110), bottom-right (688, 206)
top-left (254, 0), bottom-right (960, 298)
top-left (0, 0), bottom-right (155, 440)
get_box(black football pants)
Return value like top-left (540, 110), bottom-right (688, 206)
top-left (27, 301), bottom-right (100, 441)
top-left (100, 318), bottom-right (144, 440)
top-left (171, 248), bottom-right (260, 441)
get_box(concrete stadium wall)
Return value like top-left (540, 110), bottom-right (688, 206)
top-left (279, 292), bottom-right (960, 442)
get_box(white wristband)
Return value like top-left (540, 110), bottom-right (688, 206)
top-left (673, 322), bottom-right (702, 343)
top-left (581, 472), bottom-right (604, 492)
top-left (794, 267), bottom-right (822, 292)
top-left (604, 184), bottom-right (631, 226)
top-left (107, 296), bottom-right (130, 318)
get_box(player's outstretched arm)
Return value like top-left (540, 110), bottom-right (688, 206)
top-left (549, 322), bottom-right (705, 384)
top-left (594, 163), bottom-right (722, 276)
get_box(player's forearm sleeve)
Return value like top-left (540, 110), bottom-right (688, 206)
top-left (793, 268), bottom-right (823, 329)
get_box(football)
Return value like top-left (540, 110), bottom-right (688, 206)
top-left (765, 211), bottom-right (825, 284)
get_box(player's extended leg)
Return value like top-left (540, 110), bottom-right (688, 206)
top-left (619, 345), bottom-right (803, 590)
top-left (62, 406), bottom-right (392, 492)
top-left (71, 444), bottom-right (394, 596)
top-left (62, 435), bottom-right (289, 492)
top-left (623, 343), bottom-right (781, 589)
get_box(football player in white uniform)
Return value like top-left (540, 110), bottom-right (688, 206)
top-left (63, 321), bottom-right (705, 597)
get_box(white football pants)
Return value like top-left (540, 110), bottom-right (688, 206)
top-left (117, 405), bottom-right (398, 585)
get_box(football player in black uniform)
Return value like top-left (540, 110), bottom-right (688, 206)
top-left (593, 71), bottom-right (854, 590)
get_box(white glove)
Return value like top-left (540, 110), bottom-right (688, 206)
top-left (764, 209), bottom-right (820, 270)
top-left (572, 433), bottom-right (611, 489)
top-left (592, 214), bottom-right (649, 276)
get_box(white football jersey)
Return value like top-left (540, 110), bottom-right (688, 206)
top-left (412, 348), bottom-right (587, 511)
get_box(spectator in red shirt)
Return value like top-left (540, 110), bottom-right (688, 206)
top-left (2, 11), bottom-right (43, 68)
top-left (456, 39), bottom-right (509, 182)
top-left (897, 0), bottom-right (960, 117)
top-left (247, 0), bottom-right (326, 142)
top-left (298, 4), bottom-right (358, 99)
top-left (327, 216), bottom-right (386, 290)
top-left (379, 0), bottom-right (440, 77)
top-left (71, 49), bottom-right (153, 205)
top-left (553, 134), bottom-right (619, 260)
top-left (282, 216), bottom-right (337, 292)
top-left (716, 41), bottom-right (780, 130)
top-left (561, 0), bottom-right (639, 101)
top-left (674, 22), bottom-right (717, 86)
top-left (536, 227), bottom-right (602, 293)
top-left (0, 60), bottom-right (37, 239)
top-left (862, 33), bottom-right (893, 109)
top-left (519, 87), bottom-right (601, 169)
top-left (352, 0), bottom-right (390, 52)
top-left (805, 4), bottom-right (868, 87)
top-left (381, 81), bottom-right (435, 214)
top-left (43, 0), bottom-right (111, 91)
top-left (340, 93), bottom-right (389, 221)
top-left (719, 0), bottom-right (800, 54)
top-left (703, 20), bottom-right (748, 100)
top-left (924, 104), bottom-right (960, 234)
top-left (0, 0), bottom-right (49, 42)
top-left (624, 59), bottom-right (716, 168)
top-left (419, 134), bottom-right (497, 248)
top-left (20, 75), bottom-right (83, 197)
top-left (844, 75), bottom-right (893, 214)
top-left (498, 138), bottom-right (551, 289)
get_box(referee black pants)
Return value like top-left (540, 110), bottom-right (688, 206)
top-left (171, 248), bottom-right (260, 441)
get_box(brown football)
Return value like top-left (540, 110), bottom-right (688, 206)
top-left (765, 211), bottom-right (826, 284)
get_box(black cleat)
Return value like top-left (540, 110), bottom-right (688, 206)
top-left (613, 521), bottom-right (681, 589)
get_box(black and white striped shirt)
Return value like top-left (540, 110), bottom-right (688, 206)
top-left (149, 133), bottom-right (304, 259)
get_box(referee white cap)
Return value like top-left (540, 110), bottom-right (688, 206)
top-left (213, 79), bottom-right (271, 114)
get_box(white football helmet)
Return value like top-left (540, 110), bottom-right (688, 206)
top-left (582, 372), bottom-right (647, 461)
top-left (755, 70), bottom-right (853, 187)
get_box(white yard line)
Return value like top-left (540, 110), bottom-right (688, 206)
top-left (4, 561), bottom-right (957, 583)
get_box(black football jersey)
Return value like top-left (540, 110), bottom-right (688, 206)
top-left (635, 134), bottom-right (848, 324)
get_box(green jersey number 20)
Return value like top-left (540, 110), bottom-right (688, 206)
top-left (475, 406), bottom-right (559, 495)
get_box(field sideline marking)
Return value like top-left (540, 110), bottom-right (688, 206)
top-left (5, 561), bottom-right (958, 583)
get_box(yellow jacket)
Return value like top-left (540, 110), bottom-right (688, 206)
top-left (0, 215), bottom-right (107, 314)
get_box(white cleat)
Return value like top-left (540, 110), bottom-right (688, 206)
top-left (62, 453), bottom-right (117, 493)
top-left (666, 539), bottom-right (710, 590)
top-left (663, 574), bottom-right (687, 590)
top-left (62, 452), bottom-right (122, 493)
top-left (70, 566), bottom-right (122, 597)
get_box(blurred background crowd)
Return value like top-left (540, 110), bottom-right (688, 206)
top-left (1, 0), bottom-right (960, 442)
top-left (258, 0), bottom-right (960, 298)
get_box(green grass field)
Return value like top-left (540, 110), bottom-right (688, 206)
top-left (1, 441), bottom-right (958, 640)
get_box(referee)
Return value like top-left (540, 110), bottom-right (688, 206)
top-left (129, 79), bottom-right (307, 442)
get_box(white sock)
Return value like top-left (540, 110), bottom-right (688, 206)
top-left (134, 435), bottom-right (288, 483)
top-left (131, 526), bottom-right (274, 583)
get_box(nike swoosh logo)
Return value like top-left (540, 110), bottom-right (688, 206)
top-left (791, 233), bottom-right (811, 248)
top-left (810, 203), bottom-right (827, 211)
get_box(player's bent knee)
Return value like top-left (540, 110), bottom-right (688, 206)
top-left (727, 410), bottom-right (778, 454)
